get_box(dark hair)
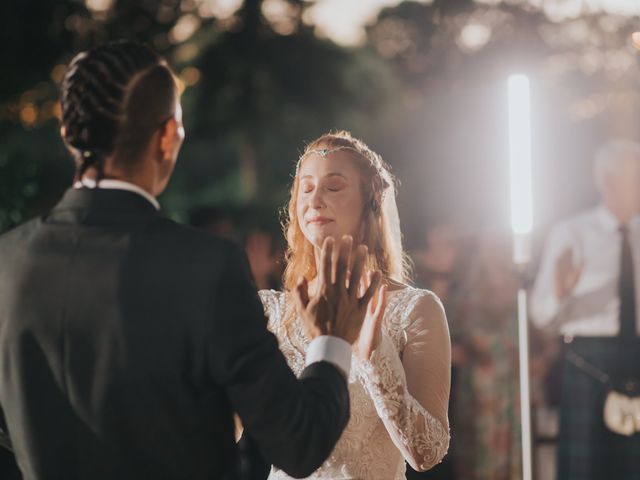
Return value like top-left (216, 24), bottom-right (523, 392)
top-left (60, 40), bottom-right (177, 182)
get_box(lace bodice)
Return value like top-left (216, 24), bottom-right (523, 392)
top-left (259, 286), bottom-right (451, 480)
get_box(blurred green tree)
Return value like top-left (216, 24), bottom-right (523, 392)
top-left (0, 0), bottom-right (396, 235)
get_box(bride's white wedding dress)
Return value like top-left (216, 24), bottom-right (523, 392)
top-left (259, 286), bottom-right (450, 480)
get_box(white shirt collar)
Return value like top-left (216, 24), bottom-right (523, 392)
top-left (73, 178), bottom-right (160, 211)
top-left (595, 204), bottom-right (640, 233)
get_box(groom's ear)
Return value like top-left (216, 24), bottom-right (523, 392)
top-left (158, 115), bottom-right (184, 163)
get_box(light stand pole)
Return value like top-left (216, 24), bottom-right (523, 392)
top-left (508, 73), bottom-right (534, 480)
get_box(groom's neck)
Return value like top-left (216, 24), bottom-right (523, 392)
top-left (79, 159), bottom-right (157, 198)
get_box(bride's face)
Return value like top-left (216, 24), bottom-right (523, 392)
top-left (296, 151), bottom-right (365, 248)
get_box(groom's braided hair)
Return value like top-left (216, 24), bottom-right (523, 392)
top-left (60, 41), bottom-right (177, 182)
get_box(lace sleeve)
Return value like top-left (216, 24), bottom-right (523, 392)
top-left (258, 289), bottom-right (285, 332)
top-left (358, 291), bottom-right (451, 472)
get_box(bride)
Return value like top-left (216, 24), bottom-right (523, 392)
top-left (259, 131), bottom-right (451, 479)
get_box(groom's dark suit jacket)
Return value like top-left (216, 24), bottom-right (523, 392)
top-left (0, 188), bottom-right (349, 480)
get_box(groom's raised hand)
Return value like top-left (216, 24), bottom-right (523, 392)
top-left (294, 235), bottom-right (382, 344)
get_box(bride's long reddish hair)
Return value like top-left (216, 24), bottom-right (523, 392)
top-left (282, 131), bottom-right (410, 293)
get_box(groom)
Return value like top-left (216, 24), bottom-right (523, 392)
top-left (0, 41), bottom-right (379, 479)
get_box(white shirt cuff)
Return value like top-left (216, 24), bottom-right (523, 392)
top-left (306, 336), bottom-right (352, 379)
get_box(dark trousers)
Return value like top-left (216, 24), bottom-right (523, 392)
top-left (558, 337), bottom-right (640, 480)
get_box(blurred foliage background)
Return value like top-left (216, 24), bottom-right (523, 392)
top-left (1, 0), bottom-right (640, 245)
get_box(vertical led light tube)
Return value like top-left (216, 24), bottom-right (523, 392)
top-left (508, 74), bottom-right (533, 265)
top-left (508, 75), bottom-right (533, 480)
top-left (508, 73), bottom-right (533, 480)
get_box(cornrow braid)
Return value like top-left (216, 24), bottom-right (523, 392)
top-left (60, 40), bottom-right (177, 184)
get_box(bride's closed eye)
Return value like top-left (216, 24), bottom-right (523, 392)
top-left (325, 179), bottom-right (347, 192)
top-left (301, 181), bottom-right (314, 193)
top-left (300, 181), bottom-right (345, 194)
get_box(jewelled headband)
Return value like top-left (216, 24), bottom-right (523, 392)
top-left (296, 146), bottom-right (363, 174)
top-left (303, 146), bottom-right (361, 158)
top-left (296, 145), bottom-right (390, 179)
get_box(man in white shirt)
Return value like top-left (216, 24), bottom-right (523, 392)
top-left (531, 139), bottom-right (640, 480)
